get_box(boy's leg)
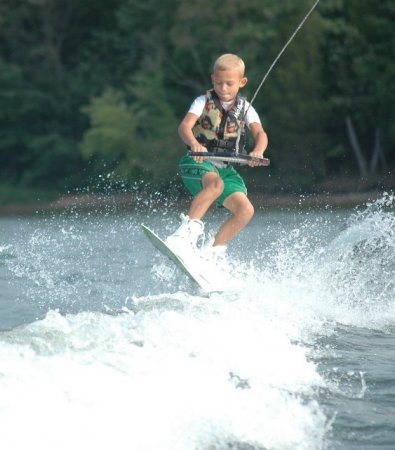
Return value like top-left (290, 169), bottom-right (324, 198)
top-left (179, 156), bottom-right (224, 220)
top-left (213, 192), bottom-right (254, 246)
top-left (166, 166), bottom-right (224, 253)
top-left (187, 172), bottom-right (224, 220)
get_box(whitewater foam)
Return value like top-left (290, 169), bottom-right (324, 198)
top-left (0, 292), bottom-right (328, 450)
top-left (1, 194), bottom-right (394, 449)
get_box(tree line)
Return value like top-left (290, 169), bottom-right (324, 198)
top-left (0, 0), bottom-right (394, 201)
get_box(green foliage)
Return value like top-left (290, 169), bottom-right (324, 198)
top-left (320, 0), bottom-right (395, 164)
top-left (81, 89), bottom-right (140, 173)
top-left (0, 0), bottom-right (394, 202)
top-left (81, 67), bottom-right (181, 184)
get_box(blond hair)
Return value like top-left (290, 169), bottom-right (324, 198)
top-left (213, 54), bottom-right (245, 76)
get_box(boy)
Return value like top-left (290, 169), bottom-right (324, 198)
top-left (167, 53), bottom-right (268, 260)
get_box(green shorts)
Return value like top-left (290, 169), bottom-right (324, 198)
top-left (179, 155), bottom-right (247, 206)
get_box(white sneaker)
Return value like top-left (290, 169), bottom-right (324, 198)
top-left (200, 241), bottom-right (227, 264)
top-left (199, 242), bottom-right (229, 290)
top-left (165, 214), bottom-right (204, 259)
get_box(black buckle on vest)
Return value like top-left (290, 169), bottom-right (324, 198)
top-left (206, 139), bottom-right (235, 151)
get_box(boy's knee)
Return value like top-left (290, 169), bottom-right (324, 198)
top-left (223, 193), bottom-right (254, 221)
top-left (242, 202), bottom-right (254, 220)
top-left (212, 178), bottom-right (225, 195)
top-left (234, 200), bottom-right (254, 223)
top-left (203, 175), bottom-right (224, 197)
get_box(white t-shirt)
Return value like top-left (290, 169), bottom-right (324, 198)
top-left (188, 95), bottom-right (261, 128)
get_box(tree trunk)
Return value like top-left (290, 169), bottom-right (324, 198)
top-left (345, 116), bottom-right (368, 177)
top-left (370, 127), bottom-right (381, 173)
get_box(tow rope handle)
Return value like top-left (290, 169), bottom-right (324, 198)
top-left (188, 151), bottom-right (270, 167)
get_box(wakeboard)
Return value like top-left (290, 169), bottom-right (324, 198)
top-left (141, 224), bottom-right (221, 292)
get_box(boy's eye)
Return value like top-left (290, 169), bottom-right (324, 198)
top-left (215, 81), bottom-right (234, 86)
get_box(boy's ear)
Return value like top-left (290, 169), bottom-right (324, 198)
top-left (240, 77), bottom-right (248, 87)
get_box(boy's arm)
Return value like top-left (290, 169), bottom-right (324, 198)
top-left (249, 122), bottom-right (268, 157)
top-left (178, 112), bottom-right (207, 163)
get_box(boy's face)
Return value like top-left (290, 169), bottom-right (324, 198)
top-left (211, 69), bottom-right (247, 102)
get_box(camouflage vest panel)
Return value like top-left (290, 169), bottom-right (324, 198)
top-left (192, 89), bottom-right (246, 148)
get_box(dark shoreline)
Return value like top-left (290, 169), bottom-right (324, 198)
top-left (0, 190), bottom-right (388, 216)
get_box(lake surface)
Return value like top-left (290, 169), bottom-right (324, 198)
top-left (0, 194), bottom-right (394, 450)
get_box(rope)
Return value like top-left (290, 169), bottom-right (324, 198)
top-left (248, 0), bottom-right (320, 108)
top-left (235, 0), bottom-right (320, 154)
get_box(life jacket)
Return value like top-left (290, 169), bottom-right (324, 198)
top-left (192, 89), bottom-right (247, 153)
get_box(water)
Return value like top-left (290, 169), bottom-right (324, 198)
top-left (0, 194), bottom-right (394, 450)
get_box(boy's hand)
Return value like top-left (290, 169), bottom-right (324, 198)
top-left (249, 124), bottom-right (268, 167)
top-left (248, 149), bottom-right (264, 167)
top-left (191, 144), bottom-right (208, 163)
